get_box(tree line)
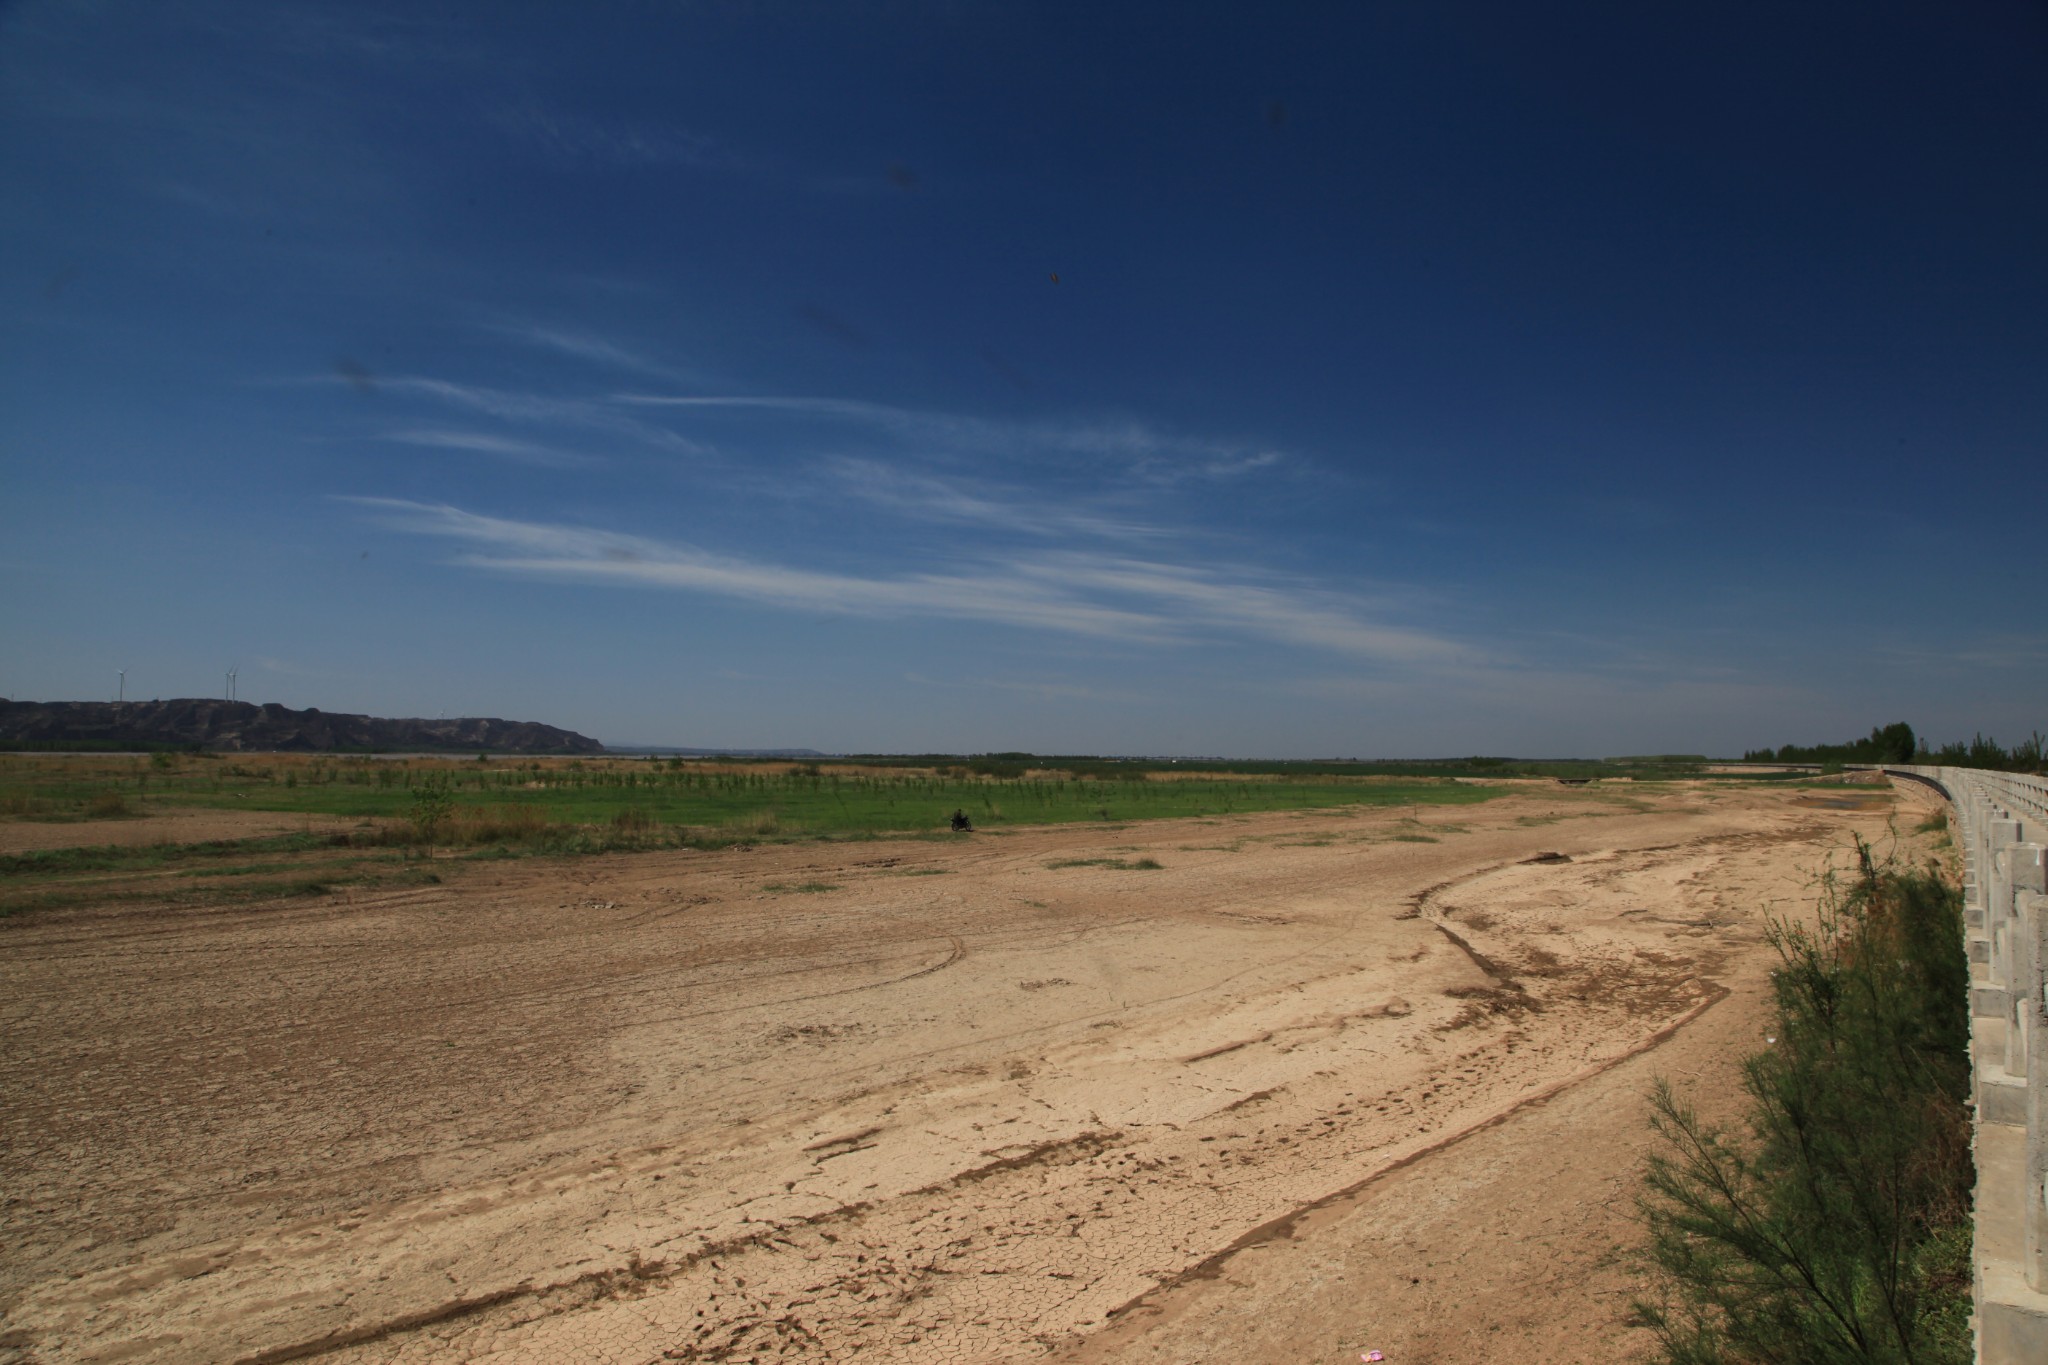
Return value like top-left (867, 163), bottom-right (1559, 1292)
top-left (1745, 722), bottom-right (2045, 773)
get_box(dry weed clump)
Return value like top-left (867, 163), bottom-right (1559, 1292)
top-left (456, 805), bottom-right (556, 843)
top-left (720, 808), bottom-right (783, 838)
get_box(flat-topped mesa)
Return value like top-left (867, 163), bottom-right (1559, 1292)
top-left (0, 698), bottom-right (605, 754)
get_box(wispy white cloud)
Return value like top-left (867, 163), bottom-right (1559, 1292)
top-left (378, 376), bottom-right (587, 423)
top-left (486, 100), bottom-right (932, 196)
top-left (1011, 554), bottom-right (1474, 664)
top-left (614, 394), bottom-right (912, 421)
top-left (491, 102), bottom-right (736, 170)
top-left (345, 498), bottom-right (1164, 640)
top-left (487, 322), bottom-right (706, 384)
top-left (179, 5), bottom-right (463, 66)
top-left (369, 377), bottom-right (711, 455)
top-left (344, 498), bottom-right (1473, 665)
top-left (381, 428), bottom-right (595, 469)
top-left (821, 458), bottom-right (1164, 541)
top-left (612, 393), bottom-right (1290, 483)
top-left (1202, 449), bottom-right (1285, 478)
top-left (903, 672), bottom-right (1112, 702)
top-left (1872, 635), bottom-right (2048, 671)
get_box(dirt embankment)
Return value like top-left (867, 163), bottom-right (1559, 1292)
top-left (0, 781), bottom-right (1927, 1364)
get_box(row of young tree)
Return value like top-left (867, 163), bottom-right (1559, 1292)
top-left (1745, 722), bottom-right (2046, 773)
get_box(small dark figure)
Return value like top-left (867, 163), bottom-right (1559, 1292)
top-left (950, 809), bottom-right (974, 832)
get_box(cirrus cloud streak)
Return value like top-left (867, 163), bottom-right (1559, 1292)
top-left (345, 498), bottom-right (1475, 665)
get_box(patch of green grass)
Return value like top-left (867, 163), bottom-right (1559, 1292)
top-left (762, 881), bottom-right (839, 894)
top-left (83, 791), bottom-right (133, 818)
top-left (178, 859), bottom-right (348, 878)
top-left (0, 753), bottom-right (1504, 850)
top-left (0, 863), bottom-right (436, 918)
top-left (1389, 833), bottom-right (1440, 843)
top-left (0, 832), bottom-right (343, 880)
top-left (1046, 856), bottom-right (1163, 870)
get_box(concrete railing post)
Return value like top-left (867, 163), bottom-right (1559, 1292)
top-left (1985, 820), bottom-right (2022, 1033)
top-left (2000, 843), bottom-right (2043, 1079)
top-left (2027, 887), bottom-right (2048, 1296)
top-left (2015, 853), bottom-right (2047, 1295)
top-left (1939, 773), bottom-right (2048, 1364)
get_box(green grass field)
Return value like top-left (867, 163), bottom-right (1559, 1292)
top-left (0, 753), bottom-right (1891, 920)
top-left (0, 753), bottom-right (1515, 917)
top-left (0, 752), bottom-right (1503, 842)
top-left (0, 752), bottom-right (1882, 839)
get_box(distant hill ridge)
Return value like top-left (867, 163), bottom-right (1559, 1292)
top-left (608, 745), bottom-right (829, 758)
top-left (0, 698), bottom-right (605, 754)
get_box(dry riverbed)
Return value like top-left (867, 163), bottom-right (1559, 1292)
top-left (0, 779), bottom-right (1933, 1364)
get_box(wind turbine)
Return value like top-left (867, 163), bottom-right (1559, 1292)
top-left (117, 669), bottom-right (125, 704)
top-left (226, 666), bottom-right (238, 702)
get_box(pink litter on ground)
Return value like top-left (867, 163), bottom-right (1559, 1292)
top-left (1362, 1353), bottom-right (1385, 1362)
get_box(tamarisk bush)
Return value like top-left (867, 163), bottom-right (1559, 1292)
top-left (1636, 841), bottom-right (1973, 1364)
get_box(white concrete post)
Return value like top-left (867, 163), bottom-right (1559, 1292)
top-left (2003, 844), bottom-right (2045, 1079)
top-left (1886, 769), bottom-right (2048, 1358)
top-left (1965, 780), bottom-right (1986, 925)
top-left (2007, 843), bottom-right (2039, 1080)
top-left (1990, 819), bottom-right (2022, 992)
top-left (2028, 886), bottom-right (2048, 1295)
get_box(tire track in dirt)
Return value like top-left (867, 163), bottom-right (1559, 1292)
top-left (312, 813), bottom-right (1831, 1363)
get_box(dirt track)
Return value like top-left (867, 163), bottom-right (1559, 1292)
top-left (0, 780), bottom-right (1929, 1364)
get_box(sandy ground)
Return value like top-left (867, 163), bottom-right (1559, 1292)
top-left (0, 808), bottom-right (363, 854)
top-left (0, 780), bottom-right (1934, 1365)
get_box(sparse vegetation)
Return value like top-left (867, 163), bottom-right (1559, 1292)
top-left (0, 751), bottom-right (1504, 845)
top-left (83, 790), bottom-right (131, 818)
top-left (1635, 844), bottom-right (1972, 1364)
top-left (1046, 856), bottom-right (1162, 870)
top-left (409, 780), bottom-right (454, 847)
top-left (0, 830), bottom-right (444, 918)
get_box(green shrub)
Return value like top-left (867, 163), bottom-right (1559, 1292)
top-left (1635, 844), bottom-right (1972, 1364)
top-left (609, 806), bottom-right (657, 835)
top-left (409, 781), bottom-right (454, 845)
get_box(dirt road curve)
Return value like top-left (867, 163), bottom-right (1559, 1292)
top-left (0, 781), bottom-right (1927, 1364)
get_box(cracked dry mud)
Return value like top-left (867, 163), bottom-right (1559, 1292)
top-left (0, 780), bottom-right (1922, 1364)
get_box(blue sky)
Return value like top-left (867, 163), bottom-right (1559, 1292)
top-left (3, 1), bottom-right (2043, 756)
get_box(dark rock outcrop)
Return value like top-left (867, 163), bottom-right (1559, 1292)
top-left (0, 699), bottom-right (605, 754)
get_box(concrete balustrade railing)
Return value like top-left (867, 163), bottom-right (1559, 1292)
top-left (1882, 765), bottom-right (2048, 1362)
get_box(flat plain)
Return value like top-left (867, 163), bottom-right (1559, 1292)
top-left (0, 765), bottom-right (1935, 1364)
